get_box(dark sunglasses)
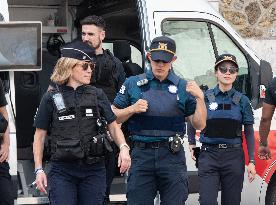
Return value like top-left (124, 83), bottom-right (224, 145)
top-left (153, 59), bottom-right (169, 63)
top-left (76, 62), bottom-right (95, 71)
top-left (218, 66), bottom-right (238, 74)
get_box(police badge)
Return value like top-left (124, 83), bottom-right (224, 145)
top-left (209, 102), bottom-right (218, 110)
top-left (168, 85), bottom-right (177, 94)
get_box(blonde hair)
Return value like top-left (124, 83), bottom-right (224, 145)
top-left (50, 57), bottom-right (79, 85)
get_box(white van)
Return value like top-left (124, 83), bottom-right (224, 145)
top-left (1, 0), bottom-right (275, 204)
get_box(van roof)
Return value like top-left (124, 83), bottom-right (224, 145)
top-left (146, 0), bottom-right (220, 17)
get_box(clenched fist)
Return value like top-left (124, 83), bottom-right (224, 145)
top-left (131, 99), bottom-right (148, 113)
top-left (186, 81), bottom-right (204, 100)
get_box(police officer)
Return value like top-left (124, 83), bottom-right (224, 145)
top-left (80, 15), bottom-right (126, 203)
top-left (81, 15), bottom-right (125, 101)
top-left (0, 79), bottom-right (12, 205)
top-left (194, 54), bottom-right (256, 205)
top-left (33, 41), bottom-right (131, 205)
top-left (112, 36), bottom-right (207, 205)
top-left (258, 77), bottom-right (276, 160)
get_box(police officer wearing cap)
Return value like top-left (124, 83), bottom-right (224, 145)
top-left (33, 41), bottom-right (131, 205)
top-left (112, 36), bottom-right (207, 205)
top-left (0, 79), bottom-right (12, 205)
top-left (195, 54), bottom-right (256, 205)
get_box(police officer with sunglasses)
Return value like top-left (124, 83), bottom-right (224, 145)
top-left (195, 54), bottom-right (256, 205)
top-left (112, 36), bottom-right (207, 205)
top-left (33, 41), bottom-right (131, 205)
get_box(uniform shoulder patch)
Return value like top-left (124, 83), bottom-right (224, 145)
top-left (119, 85), bottom-right (126, 94)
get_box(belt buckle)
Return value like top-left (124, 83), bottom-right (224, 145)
top-left (151, 142), bottom-right (160, 149)
top-left (219, 144), bottom-right (227, 149)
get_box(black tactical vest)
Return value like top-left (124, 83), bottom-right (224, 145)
top-left (91, 50), bottom-right (117, 101)
top-left (49, 85), bottom-right (100, 161)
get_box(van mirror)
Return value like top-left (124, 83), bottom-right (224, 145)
top-left (0, 21), bottom-right (42, 71)
top-left (259, 60), bottom-right (273, 103)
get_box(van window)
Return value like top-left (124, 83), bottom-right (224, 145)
top-left (162, 20), bottom-right (250, 96)
top-left (211, 24), bottom-right (248, 76)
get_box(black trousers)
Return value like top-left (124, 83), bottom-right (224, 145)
top-left (198, 146), bottom-right (245, 205)
top-left (0, 162), bottom-right (13, 205)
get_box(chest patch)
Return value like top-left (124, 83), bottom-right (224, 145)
top-left (168, 85), bottom-right (177, 94)
top-left (58, 115), bottom-right (75, 121)
top-left (209, 102), bottom-right (218, 111)
top-left (86, 108), bottom-right (93, 117)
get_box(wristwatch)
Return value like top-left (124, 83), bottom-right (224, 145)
top-left (259, 140), bottom-right (268, 147)
top-left (249, 159), bottom-right (256, 165)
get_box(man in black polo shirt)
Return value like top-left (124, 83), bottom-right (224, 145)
top-left (258, 77), bottom-right (276, 160)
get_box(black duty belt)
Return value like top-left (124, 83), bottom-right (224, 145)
top-left (133, 141), bottom-right (169, 149)
top-left (202, 143), bottom-right (241, 149)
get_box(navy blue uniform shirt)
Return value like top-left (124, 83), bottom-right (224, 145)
top-left (200, 85), bottom-right (254, 144)
top-left (34, 85), bottom-right (116, 130)
top-left (113, 70), bottom-right (196, 142)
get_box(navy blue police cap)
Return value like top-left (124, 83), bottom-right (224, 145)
top-left (149, 36), bottom-right (176, 63)
top-left (61, 40), bottom-right (96, 63)
top-left (215, 54), bottom-right (238, 68)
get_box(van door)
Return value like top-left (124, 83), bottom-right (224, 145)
top-left (152, 11), bottom-right (272, 109)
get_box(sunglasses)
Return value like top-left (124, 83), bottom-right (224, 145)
top-left (218, 66), bottom-right (238, 74)
top-left (153, 59), bottom-right (169, 64)
top-left (76, 62), bottom-right (95, 71)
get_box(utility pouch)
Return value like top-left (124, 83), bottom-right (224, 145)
top-left (192, 147), bottom-right (201, 168)
top-left (89, 134), bottom-right (105, 157)
top-left (53, 139), bottom-right (84, 161)
top-left (169, 135), bottom-right (182, 154)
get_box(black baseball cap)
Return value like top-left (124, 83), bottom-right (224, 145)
top-left (149, 36), bottom-right (176, 63)
top-left (215, 54), bottom-right (238, 68)
top-left (61, 40), bottom-right (96, 63)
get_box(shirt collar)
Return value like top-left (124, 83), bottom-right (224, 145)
top-left (145, 69), bottom-right (180, 85)
top-left (213, 85), bottom-right (236, 96)
top-left (60, 84), bottom-right (88, 92)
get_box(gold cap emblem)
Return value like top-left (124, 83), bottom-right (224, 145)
top-left (223, 56), bottom-right (233, 61)
top-left (158, 42), bottom-right (168, 50)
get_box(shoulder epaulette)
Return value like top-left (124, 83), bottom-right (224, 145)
top-left (232, 91), bottom-right (242, 105)
top-left (137, 73), bottom-right (148, 86)
top-left (205, 89), bottom-right (216, 103)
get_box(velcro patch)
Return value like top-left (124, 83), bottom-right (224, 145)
top-left (58, 115), bottom-right (75, 120)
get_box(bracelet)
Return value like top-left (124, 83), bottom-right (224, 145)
top-left (34, 167), bottom-right (44, 175)
top-left (119, 143), bottom-right (130, 150)
top-left (249, 160), bottom-right (256, 165)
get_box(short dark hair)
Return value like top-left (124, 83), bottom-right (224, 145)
top-left (80, 15), bottom-right (106, 30)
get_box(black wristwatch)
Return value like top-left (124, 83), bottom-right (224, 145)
top-left (249, 159), bottom-right (256, 165)
top-left (259, 140), bottom-right (268, 147)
